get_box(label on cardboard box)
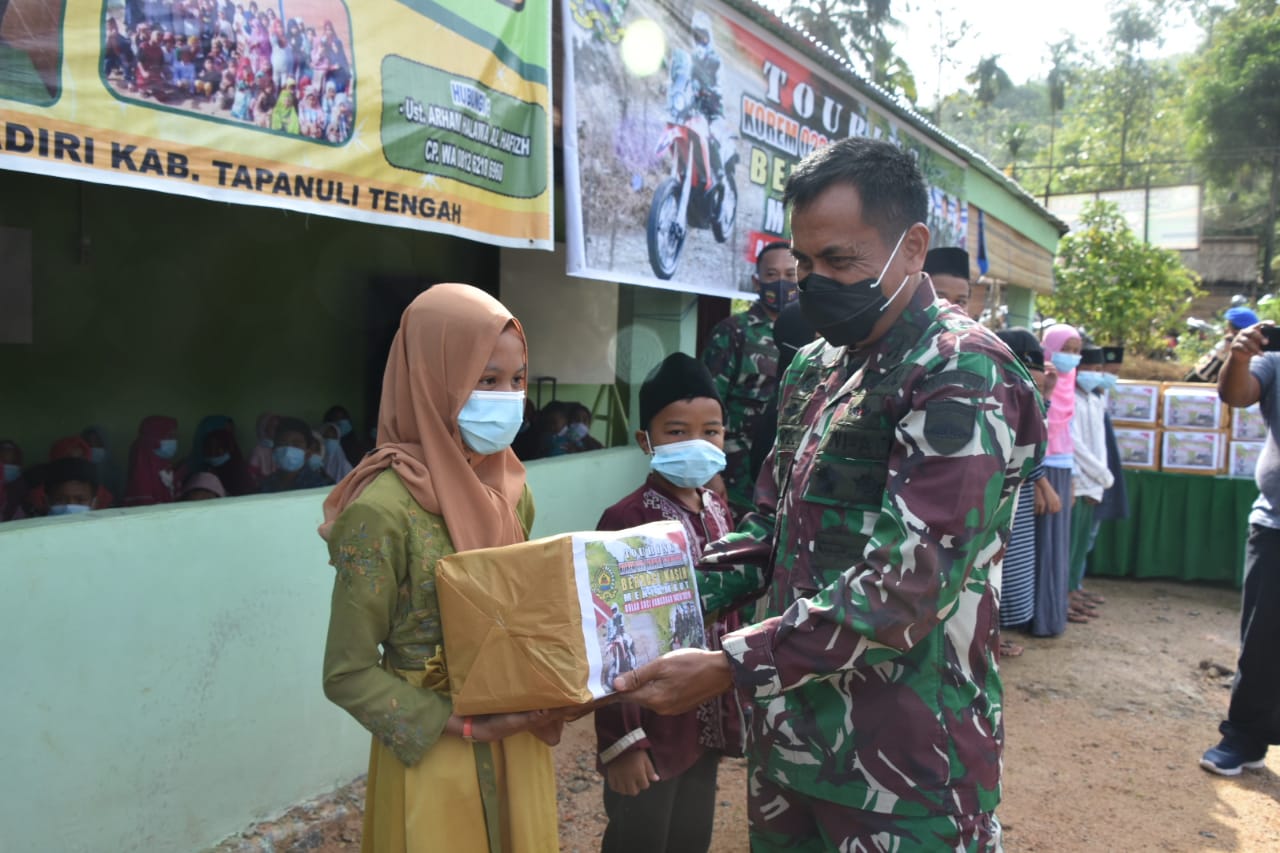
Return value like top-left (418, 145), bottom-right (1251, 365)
top-left (1162, 384), bottom-right (1226, 431)
top-left (1115, 428), bottom-right (1159, 469)
top-left (1232, 405), bottom-right (1267, 442)
top-left (1229, 441), bottom-right (1264, 479)
top-left (1109, 382), bottom-right (1160, 424)
top-left (1161, 429), bottom-right (1225, 474)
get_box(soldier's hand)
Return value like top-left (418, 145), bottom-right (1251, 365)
top-left (613, 648), bottom-right (733, 715)
top-left (605, 749), bottom-right (660, 796)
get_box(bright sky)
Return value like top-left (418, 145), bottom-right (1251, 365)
top-left (760, 0), bottom-right (1208, 108)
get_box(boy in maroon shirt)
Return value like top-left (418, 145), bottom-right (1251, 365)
top-left (595, 352), bottom-right (745, 853)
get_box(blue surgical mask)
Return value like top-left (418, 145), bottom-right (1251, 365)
top-left (307, 453), bottom-right (324, 472)
top-left (155, 439), bottom-right (179, 460)
top-left (324, 437), bottom-right (343, 458)
top-left (567, 422), bottom-right (590, 442)
top-left (3, 463), bottom-right (20, 483)
top-left (207, 452), bottom-right (231, 468)
top-left (648, 437), bottom-right (726, 489)
top-left (457, 390), bottom-right (525, 455)
top-left (90, 447), bottom-right (106, 465)
top-left (1076, 371), bottom-right (1105, 393)
top-left (337, 418), bottom-right (353, 438)
top-left (1099, 373), bottom-right (1119, 391)
top-left (49, 503), bottom-right (91, 516)
top-left (1051, 352), bottom-right (1082, 373)
top-left (274, 445), bottom-right (306, 472)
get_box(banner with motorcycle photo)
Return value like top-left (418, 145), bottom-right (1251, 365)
top-left (560, 0), bottom-right (968, 299)
top-left (0, 0), bottom-right (552, 248)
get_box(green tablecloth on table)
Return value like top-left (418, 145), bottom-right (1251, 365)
top-left (1088, 469), bottom-right (1258, 587)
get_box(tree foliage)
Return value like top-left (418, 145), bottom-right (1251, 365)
top-left (1040, 202), bottom-right (1202, 355)
top-left (786, 0), bottom-right (916, 102)
top-left (1184, 0), bottom-right (1280, 286)
top-left (967, 56), bottom-right (1013, 109)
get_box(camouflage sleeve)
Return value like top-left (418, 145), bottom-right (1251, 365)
top-left (696, 510), bottom-right (774, 614)
top-left (722, 352), bottom-right (1045, 699)
top-left (701, 318), bottom-right (743, 404)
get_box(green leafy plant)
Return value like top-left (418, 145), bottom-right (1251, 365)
top-left (1040, 200), bottom-right (1203, 355)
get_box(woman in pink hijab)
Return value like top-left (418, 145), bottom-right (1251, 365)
top-left (1032, 323), bottom-right (1083, 637)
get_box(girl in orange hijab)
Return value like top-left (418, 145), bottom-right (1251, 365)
top-left (320, 284), bottom-right (562, 853)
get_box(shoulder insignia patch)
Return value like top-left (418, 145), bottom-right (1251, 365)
top-left (924, 400), bottom-right (977, 455)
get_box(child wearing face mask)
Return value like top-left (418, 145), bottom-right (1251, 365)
top-left (321, 285), bottom-right (563, 852)
top-left (1068, 346), bottom-right (1114, 615)
top-left (260, 416), bottom-right (334, 493)
top-left (593, 352), bottom-right (745, 853)
top-left (124, 415), bottom-right (181, 507)
top-left (43, 458), bottom-right (100, 517)
top-left (1034, 325), bottom-right (1082, 636)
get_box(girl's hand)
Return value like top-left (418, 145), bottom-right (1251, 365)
top-left (530, 718), bottom-right (566, 746)
top-left (1034, 478), bottom-right (1061, 515)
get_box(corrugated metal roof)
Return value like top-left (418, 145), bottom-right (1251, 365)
top-left (722, 0), bottom-right (1070, 236)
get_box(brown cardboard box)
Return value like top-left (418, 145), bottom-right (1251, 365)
top-left (1231, 405), bottom-right (1267, 442)
top-left (436, 520), bottom-right (700, 716)
top-left (1228, 441), bottom-right (1264, 479)
top-left (1114, 427), bottom-right (1160, 470)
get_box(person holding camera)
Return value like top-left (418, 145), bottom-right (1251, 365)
top-left (1202, 319), bottom-right (1280, 775)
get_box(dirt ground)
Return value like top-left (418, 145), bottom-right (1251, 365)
top-left (215, 577), bottom-right (1280, 853)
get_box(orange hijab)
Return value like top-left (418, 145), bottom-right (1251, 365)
top-left (319, 284), bottom-right (528, 551)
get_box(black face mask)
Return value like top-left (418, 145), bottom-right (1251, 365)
top-left (797, 273), bottom-right (886, 347)
top-left (796, 230), bottom-right (910, 347)
top-left (758, 278), bottom-right (799, 312)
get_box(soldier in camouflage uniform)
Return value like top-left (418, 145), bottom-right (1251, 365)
top-left (700, 241), bottom-right (798, 516)
top-left (615, 138), bottom-right (1047, 851)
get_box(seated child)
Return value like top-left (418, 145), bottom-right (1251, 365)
top-left (566, 402), bottom-right (605, 452)
top-left (594, 352), bottom-right (744, 853)
top-left (181, 472), bottom-right (227, 501)
top-left (44, 457), bottom-right (100, 516)
top-left (260, 416), bottom-right (334, 493)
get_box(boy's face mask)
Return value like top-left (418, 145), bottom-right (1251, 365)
top-left (646, 435), bottom-right (726, 489)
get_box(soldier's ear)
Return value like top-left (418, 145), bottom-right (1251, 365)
top-left (635, 430), bottom-right (651, 454)
top-left (901, 222), bottom-right (931, 274)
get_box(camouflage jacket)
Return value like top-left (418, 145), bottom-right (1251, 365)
top-left (697, 282), bottom-right (1047, 817)
top-left (700, 302), bottom-right (779, 511)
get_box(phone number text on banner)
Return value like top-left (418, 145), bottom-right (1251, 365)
top-left (0, 0), bottom-right (552, 248)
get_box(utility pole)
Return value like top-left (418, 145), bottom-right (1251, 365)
top-left (1265, 150), bottom-right (1279, 294)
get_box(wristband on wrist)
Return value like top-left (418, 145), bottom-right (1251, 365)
top-left (462, 716), bottom-right (475, 742)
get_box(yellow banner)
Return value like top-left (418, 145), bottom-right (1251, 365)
top-left (0, 0), bottom-right (552, 248)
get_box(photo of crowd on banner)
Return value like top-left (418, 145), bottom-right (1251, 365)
top-left (101, 1), bottom-right (354, 143)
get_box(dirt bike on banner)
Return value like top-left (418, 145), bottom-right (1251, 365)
top-left (647, 48), bottom-right (739, 280)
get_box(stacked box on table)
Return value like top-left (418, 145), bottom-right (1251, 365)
top-left (1231, 404), bottom-right (1267, 442)
top-left (1108, 380), bottom-right (1161, 426)
top-left (1161, 383), bottom-right (1228, 431)
top-left (1228, 441), bottom-right (1264, 479)
top-left (1161, 429), bottom-right (1227, 475)
top-left (1114, 427), bottom-right (1160, 470)
top-left (435, 520), bottom-right (704, 715)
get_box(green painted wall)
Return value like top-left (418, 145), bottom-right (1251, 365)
top-left (1006, 287), bottom-right (1037, 329)
top-left (0, 170), bottom-right (496, 490)
top-left (964, 169), bottom-right (1062, 254)
top-left (0, 447), bottom-right (649, 853)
